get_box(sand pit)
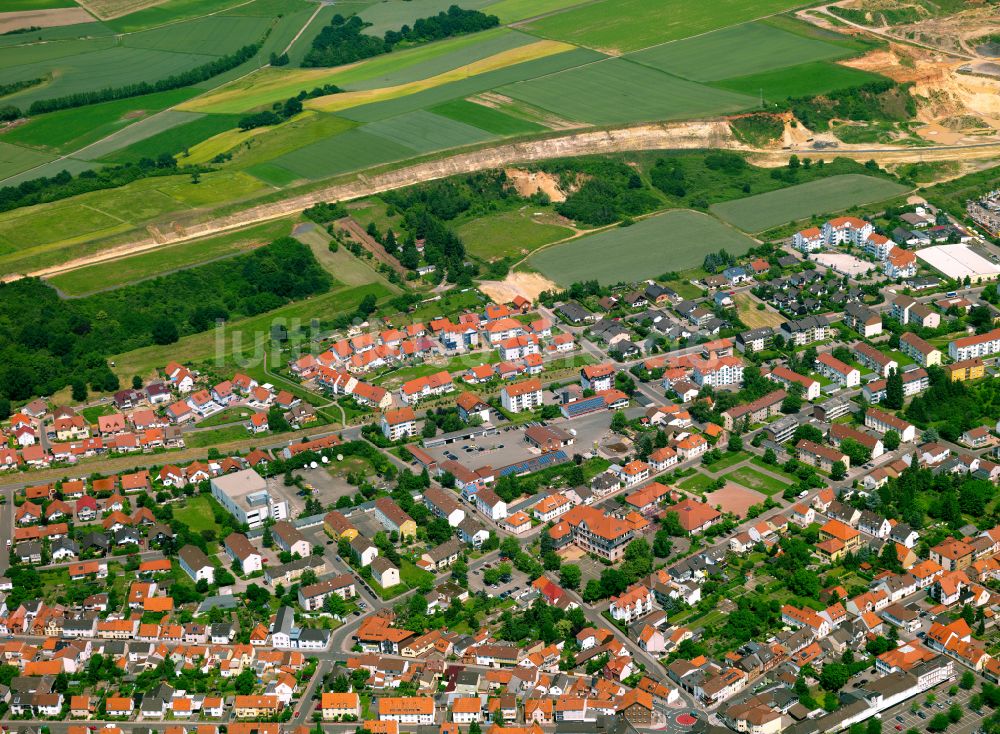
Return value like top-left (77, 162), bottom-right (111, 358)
top-left (505, 167), bottom-right (567, 202)
top-left (0, 7), bottom-right (95, 33)
top-left (705, 483), bottom-right (766, 519)
top-left (479, 271), bottom-right (557, 304)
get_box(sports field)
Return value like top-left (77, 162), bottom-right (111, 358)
top-left (498, 58), bottom-right (756, 125)
top-left (709, 174), bottom-right (910, 232)
top-left (526, 209), bottom-right (757, 286)
top-left (726, 466), bottom-right (790, 496)
top-left (627, 21), bottom-right (850, 82)
top-left (47, 219), bottom-right (294, 295)
top-left (522, 0), bottom-right (805, 53)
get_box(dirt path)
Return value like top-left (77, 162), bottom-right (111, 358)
top-left (13, 120), bottom-right (1000, 283)
top-left (334, 216), bottom-right (407, 276)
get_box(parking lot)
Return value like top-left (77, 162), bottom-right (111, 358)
top-left (877, 681), bottom-right (983, 734)
top-left (469, 560), bottom-right (529, 599)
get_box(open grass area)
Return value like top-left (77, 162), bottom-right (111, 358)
top-left (498, 58), bottom-right (756, 125)
top-left (678, 472), bottom-right (716, 493)
top-left (709, 174), bottom-right (910, 233)
top-left (703, 450), bottom-right (750, 472)
top-left (710, 60), bottom-right (885, 102)
top-left (0, 88), bottom-right (200, 154)
top-left (626, 21), bottom-right (852, 82)
top-left (186, 424), bottom-right (253, 447)
top-left (521, 0), bottom-right (806, 53)
top-left (750, 456), bottom-right (800, 482)
top-left (457, 206), bottom-right (574, 260)
top-left (526, 209), bottom-right (757, 286)
top-left (734, 292), bottom-right (785, 328)
top-left (195, 406), bottom-right (254, 427)
top-left (726, 465), bottom-right (790, 496)
top-left (173, 494), bottom-right (223, 535)
top-left (47, 218), bottom-right (293, 295)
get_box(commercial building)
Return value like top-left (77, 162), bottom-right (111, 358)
top-left (210, 469), bottom-right (288, 529)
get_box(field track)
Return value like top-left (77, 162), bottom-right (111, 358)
top-left (14, 120), bottom-right (1000, 284)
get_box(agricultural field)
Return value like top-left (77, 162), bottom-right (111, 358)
top-left (456, 206), bottom-right (575, 260)
top-left (499, 58), bottom-right (756, 125)
top-left (0, 140), bottom-right (55, 180)
top-left (709, 174), bottom-right (910, 232)
top-left (0, 170), bottom-right (271, 275)
top-left (92, 112), bottom-right (241, 163)
top-left (526, 209), bottom-right (757, 286)
top-left (711, 60), bottom-right (883, 102)
top-left (626, 21), bottom-right (852, 82)
top-left (521, 0), bottom-right (806, 53)
top-left (1, 0), bottom-right (78, 10)
top-left (430, 99), bottom-right (545, 135)
top-left (0, 88), bottom-right (200, 155)
top-left (47, 218), bottom-right (294, 296)
top-left (484, 0), bottom-right (586, 22)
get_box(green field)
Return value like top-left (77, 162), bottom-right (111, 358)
top-left (499, 58), bottom-right (756, 125)
top-left (1, 89), bottom-right (200, 153)
top-left (522, 0), bottom-right (806, 53)
top-left (430, 99), bottom-right (546, 135)
top-left (173, 495), bottom-right (223, 535)
top-left (526, 209), bottom-right (757, 286)
top-left (0, 140), bottom-right (55, 179)
top-left (266, 128), bottom-right (418, 181)
top-left (102, 0), bottom-right (262, 33)
top-left (627, 21), bottom-right (851, 82)
top-left (457, 206), bottom-right (574, 260)
top-left (0, 0), bottom-right (76, 9)
top-left (678, 472), bottom-right (716, 493)
top-left (711, 60), bottom-right (884, 101)
top-left (709, 174), bottom-right (911, 232)
top-left (357, 0), bottom-right (497, 36)
top-left (363, 109), bottom-right (496, 152)
top-left (0, 170), bottom-right (270, 274)
top-left (120, 14), bottom-right (270, 55)
top-left (339, 47), bottom-right (604, 122)
top-left (484, 0), bottom-right (587, 22)
top-left (48, 219), bottom-right (294, 295)
top-left (726, 466), bottom-right (791, 496)
top-left (98, 113), bottom-right (242, 164)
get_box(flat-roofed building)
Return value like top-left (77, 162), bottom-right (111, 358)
top-left (211, 469), bottom-right (287, 529)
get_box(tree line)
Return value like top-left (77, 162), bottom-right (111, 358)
top-left (237, 84), bottom-right (343, 131)
top-left (302, 6), bottom-right (499, 67)
top-left (0, 238), bottom-right (331, 403)
top-left (22, 39), bottom-right (264, 117)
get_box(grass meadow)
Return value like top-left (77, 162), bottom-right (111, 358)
top-left (709, 174), bottom-right (910, 232)
top-left (526, 209), bottom-right (757, 286)
top-left (522, 0), bottom-right (807, 52)
top-left (456, 206), bottom-right (575, 260)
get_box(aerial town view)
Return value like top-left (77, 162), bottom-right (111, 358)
top-left (5, 0), bottom-right (1000, 733)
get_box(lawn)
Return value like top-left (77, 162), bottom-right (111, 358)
top-left (173, 495), bottom-right (223, 535)
top-left (48, 219), bottom-right (293, 295)
top-left (710, 60), bottom-right (885, 102)
top-left (400, 558), bottom-right (435, 588)
top-left (498, 58), bottom-right (756, 126)
top-left (626, 21), bottom-right (853, 82)
top-left (526, 209), bottom-right (757, 286)
top-left (678, 472), bottom-right (716, 493)
top-left (703, 450), bottom-right (749, 472)
top-left (521, 0), bottom-right (806, 53)
top-left (750, 456), bottom-right (799, 482)
top-left (0, 88), bottom-right (201, 154)
top-left (726, 465), bottom-right (791, 496)
top-left (196, 406), bottom-right (255, 427)
top-left (709, 174), bottom-right (910, 233)
top-left (185, 424), bottom-right (252, 448)
top-left (80, 404), bottom-right (116, 423)
top-left (456, 206), bottom-right (574, 260)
